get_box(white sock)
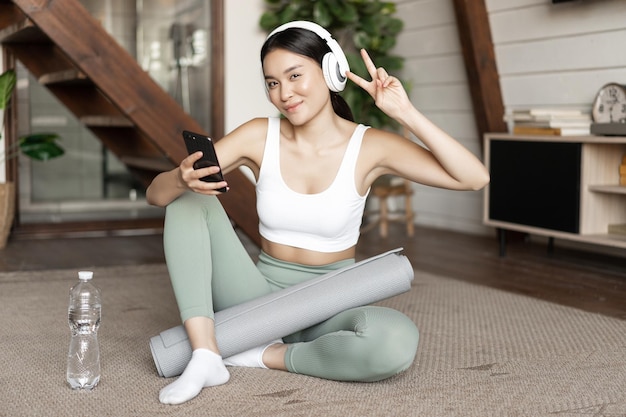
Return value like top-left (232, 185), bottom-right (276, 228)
top-left (159, 348), bottom-right (230, 405)
top-left (223, 339), bottom-right (283, 369)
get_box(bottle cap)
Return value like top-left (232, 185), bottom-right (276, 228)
top-left (78, 271), bottom-right (94, 280)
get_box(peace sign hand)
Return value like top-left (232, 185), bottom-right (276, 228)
top-left (346, 49), bottom-right (412, 122)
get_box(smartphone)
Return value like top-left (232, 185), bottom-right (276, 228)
top-left (182, 130), bottom-right (228, 192)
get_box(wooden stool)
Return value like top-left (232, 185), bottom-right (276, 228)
top-left (362, 127), bottom-right (415, 238)
top-left (365, 175), bottom-right (415, 238)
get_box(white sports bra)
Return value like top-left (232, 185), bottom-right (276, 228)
top-left (256, 117), bottom-right (370, 253)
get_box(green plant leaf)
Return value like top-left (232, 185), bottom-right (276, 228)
top-left (0, 69), bottom-right (17, 110)
top-left (313, 1), bottom-right (332, 27)
top-left (336, 3), bottom-right (359, 24)
top-left (373, 55), bottom-right (404, 72)
top-left (260, 12), bottom-right (279, 31)
top-left (377, 36), bottom-right (396, 54)
top-left (326, 0), bottom-right (344, 19)
top-left (385, 18), bottom-right (403, 36)
top-left (380, 2), bottom-right (396, 15)
top-left (278, 4), bottom-right (300, 24)
top-left (352, 31), bottom-right (370, 50)
top-left (345, 52), bottom-right (368, 76)
top-left (19, 133), bottom-right (65, 161)
top-left (357, 16), bottom-right (379, 37)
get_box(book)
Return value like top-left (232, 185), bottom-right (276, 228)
top-left (511, 108), bottom-right (586, 117)
top-left (511, 119), bottom-right (591, 129)
top-left (504, 113), bottom-right (591, 123)
top-left (512, 125), bottom-right (591, 136)
top-left (558, 126), bottom-right (591, 136)
top-left (608, 223), bottom-right (626, 235)
top-left (513, 126), bottom-right (561, 136)
top-left (505, 108), bottom-right (592, 136)
top-left (620, 165), bottom-right (626, 175)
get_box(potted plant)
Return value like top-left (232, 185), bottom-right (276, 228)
top-left (259, 0), bottom-right (407, 130)
top-left (0, 68), bottom-right (64, 248)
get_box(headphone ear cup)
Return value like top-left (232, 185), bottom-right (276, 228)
top-left (322, 52), bottom-right (345, 92)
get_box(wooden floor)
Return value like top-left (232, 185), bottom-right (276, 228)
top-left (1, 224), bottom-right (624, 320)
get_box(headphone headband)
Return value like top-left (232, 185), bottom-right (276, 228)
top-left (267, 20), bottom-right (334, 42)
top-left (266, 20), bottom-right (349, 92)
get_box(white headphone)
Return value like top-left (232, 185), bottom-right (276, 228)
top-left (266, 21), bottom-right (350, 92)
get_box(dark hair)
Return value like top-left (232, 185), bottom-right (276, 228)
top-left (261, 27), bottom-right (354, 122)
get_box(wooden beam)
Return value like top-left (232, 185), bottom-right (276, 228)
top-left (452, 0), bottom-right (508, 138)
top-left (211, 0), bottom-right (225, 140)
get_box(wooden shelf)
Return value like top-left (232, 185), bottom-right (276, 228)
top-left (588, 185), bottom-right (626, 195)
top-left (484, 134), bottom-right (626, 253)
top-left (483, 133), bottom-right (626, 144)
top-left (586, 233), bottom-right (626, 244)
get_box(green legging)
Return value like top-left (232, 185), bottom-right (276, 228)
top-left (163, 191), bottom-right (419, 382)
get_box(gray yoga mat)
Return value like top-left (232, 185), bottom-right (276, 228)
top-left (150, 248), bottom-right (413, 378)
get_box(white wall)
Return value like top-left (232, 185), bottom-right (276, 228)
top-left (487, 0), bottom-right (626, 111)
top-left (224, 0), bottom-right (275, 132)
top-left (224, 0), bottom-right (626, 237)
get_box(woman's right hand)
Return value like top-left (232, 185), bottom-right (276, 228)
top-left (346, 49), bottom-right (413, 124)
top-left (178, 151), bottom-right (229, 195)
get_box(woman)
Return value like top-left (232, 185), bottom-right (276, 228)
top-left (147, 21), bottom-right (489, 405)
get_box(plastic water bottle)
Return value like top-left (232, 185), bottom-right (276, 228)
top-left (66, 271), bottom-right (102, 390)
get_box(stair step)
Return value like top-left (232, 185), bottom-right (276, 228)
top-left (39, 69), bottom-right (89, 86)
top-left (0, 14), bottom-right (47, 43)
top-left (80, 115), bottom-right (134, 127)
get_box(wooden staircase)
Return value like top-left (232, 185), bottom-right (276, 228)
top-left (0, 0), bottom-right (260, 244)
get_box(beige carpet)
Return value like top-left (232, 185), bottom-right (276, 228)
top-left (1, 263), bottom-right (624, 417)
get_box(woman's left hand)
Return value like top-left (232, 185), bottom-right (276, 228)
top-left (346, 49), bottom-right (412, 121)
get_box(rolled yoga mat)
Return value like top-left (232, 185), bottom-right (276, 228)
top-left (150, 248), bottom-right (413, 378)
